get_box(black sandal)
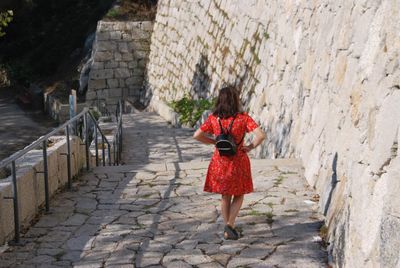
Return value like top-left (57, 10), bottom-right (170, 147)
top-left (224, 225), bottom-right (239, 240)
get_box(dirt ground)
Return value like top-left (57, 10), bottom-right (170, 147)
top-left (0, 89), bottom-right (57, 162)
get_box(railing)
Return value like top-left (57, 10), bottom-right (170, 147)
top-left (0, 100), bottom-right (123, 244)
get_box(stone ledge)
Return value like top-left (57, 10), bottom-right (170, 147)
top-left (146, 97), bottom-right (180, 127)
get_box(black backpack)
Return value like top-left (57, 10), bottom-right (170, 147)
top-left (215, 115), bottom-right (244, 156)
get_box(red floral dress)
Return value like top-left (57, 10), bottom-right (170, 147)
top-left (200, 113), bottom-right (259, 195)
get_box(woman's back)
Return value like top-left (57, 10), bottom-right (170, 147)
top-left (201, 113), bottom-right (258, 146)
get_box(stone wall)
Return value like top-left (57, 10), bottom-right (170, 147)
top-left (86, 21), bottom-right (153, 110)
top-left (146, 0), bottom-right (400, 267)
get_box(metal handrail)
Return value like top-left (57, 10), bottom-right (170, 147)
top-left (0, 104), bottom-right (123, 245)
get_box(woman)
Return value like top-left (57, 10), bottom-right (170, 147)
top-left (193, 85), bottom-right (266, 240)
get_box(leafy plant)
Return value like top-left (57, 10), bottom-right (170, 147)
top-left (0, 10), bottom-right (13, 38)
top-left (169, 95), bottom-right (215, 127)
top-left (105, 8), bottom-right (120, 18)
top-left (90, 109), bottom-right (102, 121)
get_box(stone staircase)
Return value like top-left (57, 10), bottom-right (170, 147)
top-left (0, 112), bottom-right (328, 267)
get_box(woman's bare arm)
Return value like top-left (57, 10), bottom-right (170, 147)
top-left (242, 127), bottom-right (266, 152)
top-left (193, 129), bottom-right (216, 145)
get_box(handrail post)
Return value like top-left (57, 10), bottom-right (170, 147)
top-left (42, 140), bottom-right (50, 212)
top-left (113, 140), bottom-right (116, 166)
top-left (116, 132), bottom-right (119, 165)
top-left (119, 118), bottom-right (122, 162)
top-left (84, 113), bottom-right (90, 171)
top-left (66, 125), bottom-right (72, 189)
top-left (102, 136), bottom-right (106, 167)
top-left (94, 120), bottom-right (99, 167)
top-left (108, 142), bottom-right (111, 166)
top-left (11, 161), bottom-right (20, 244)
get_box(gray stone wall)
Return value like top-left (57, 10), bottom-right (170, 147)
top-left (146, 0), bottom-right (400, 267)
top-left (86, 21), bottom-right (153, 110)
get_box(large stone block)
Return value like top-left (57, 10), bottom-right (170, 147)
top-left (133, 50), bottom-right (149, 59)
top-left (96, 31), bottom-right (109, 41)
top-left (131, 28), bottom-right (152, 40)
top-left (107, 79), bottom-right (119, 88)
top-left (110, 31), bottom-right (122, 40)
top-left (118, 42), bottom-right (129, 53)
top-left (128, 41), bottom-right (151, 51)
top-left (91, 61), bottom-right (104, 70)
top-left (380, 215), bottom-right (400, 267)
top-left (128, 61), bottom-right (138, 69)
top-left (96, 41), bottom-right (117, 52)
top-left (90, 69), bottom-right (114, 80)
top-left (122, 53), bottom-right (134, 61)
top-left (114, 68), bottom-right (131, 78)
top-left (105, 61), bottom-right (119, 69)
top-left (0, 183), bottom-right (13, 244)
top-left (98, 21), bottom-right (113, 32)
top-left (122, 33), bottom-right (133, 41)
top-left (126, 77), bottom-right (143, 87)
top-left (119, 62), bottom-right (128, 68)
top-left (109, 88), bottom-right (123, 98)
top-left (95, 51), bottom-right (113, 61)
top-left (88, 79), bottom-right (106, 90)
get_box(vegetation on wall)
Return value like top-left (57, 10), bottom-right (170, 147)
top-left (104, 0), bottom-right (158, 21)
top-left (170, 96), bottom-right (215, 127)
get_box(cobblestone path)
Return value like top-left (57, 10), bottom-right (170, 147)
top-left (0, 112), bottom-right (327, 267)
top-left (121, 112), bottom-right (211, 165)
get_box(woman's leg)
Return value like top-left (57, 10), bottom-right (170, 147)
top-left (221, 194), bottom-right (232, 225)
top-left (227, 195), bottom-right (244, 227)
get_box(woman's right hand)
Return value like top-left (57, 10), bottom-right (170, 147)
top-left (242, 144), bottom-right (254, 152)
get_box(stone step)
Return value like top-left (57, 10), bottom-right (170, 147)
top-left (93, 158), bottom-right (302, 173)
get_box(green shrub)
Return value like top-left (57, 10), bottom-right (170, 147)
top-left (90, 109), bottom-right (102, 121)
top-left (105, 8), bottom-right (120, 18)
top-left (0, 10), bottom-right (13, 38)
top-left (169, 96), bottom-right (215, 127)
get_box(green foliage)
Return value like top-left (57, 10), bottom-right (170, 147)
top-left (0, 10), bottom-right (13, 38)
top-left (106, 8), bottom-right (120, 18)
top-left (169, 96), bottom-right (215, 127)
top-left (90, 109), bottom-right (101, 121)
top-left (104, 0), bottom-right (157, 21)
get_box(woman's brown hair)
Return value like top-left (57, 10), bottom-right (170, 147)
top-left (213, 85), bottom-right (243, 118)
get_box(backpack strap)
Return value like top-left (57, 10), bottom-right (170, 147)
top-left (217, 117), bottom-right (225, 134)
top-left (230, 114), bottom-right (246, 146)
top-left (227, 115), bottom-right (236, 133)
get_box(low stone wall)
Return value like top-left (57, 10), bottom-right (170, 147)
top-left (146, 96), bottom-right (180, 127)
top-left (86, 21), bottom-right (153, 110)
top-left (0, 117), bottom-right (119, 245)
top-left (0, 136), bottom-right (90, 244)
top-left (44, 93), bottom-right (86, 123)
